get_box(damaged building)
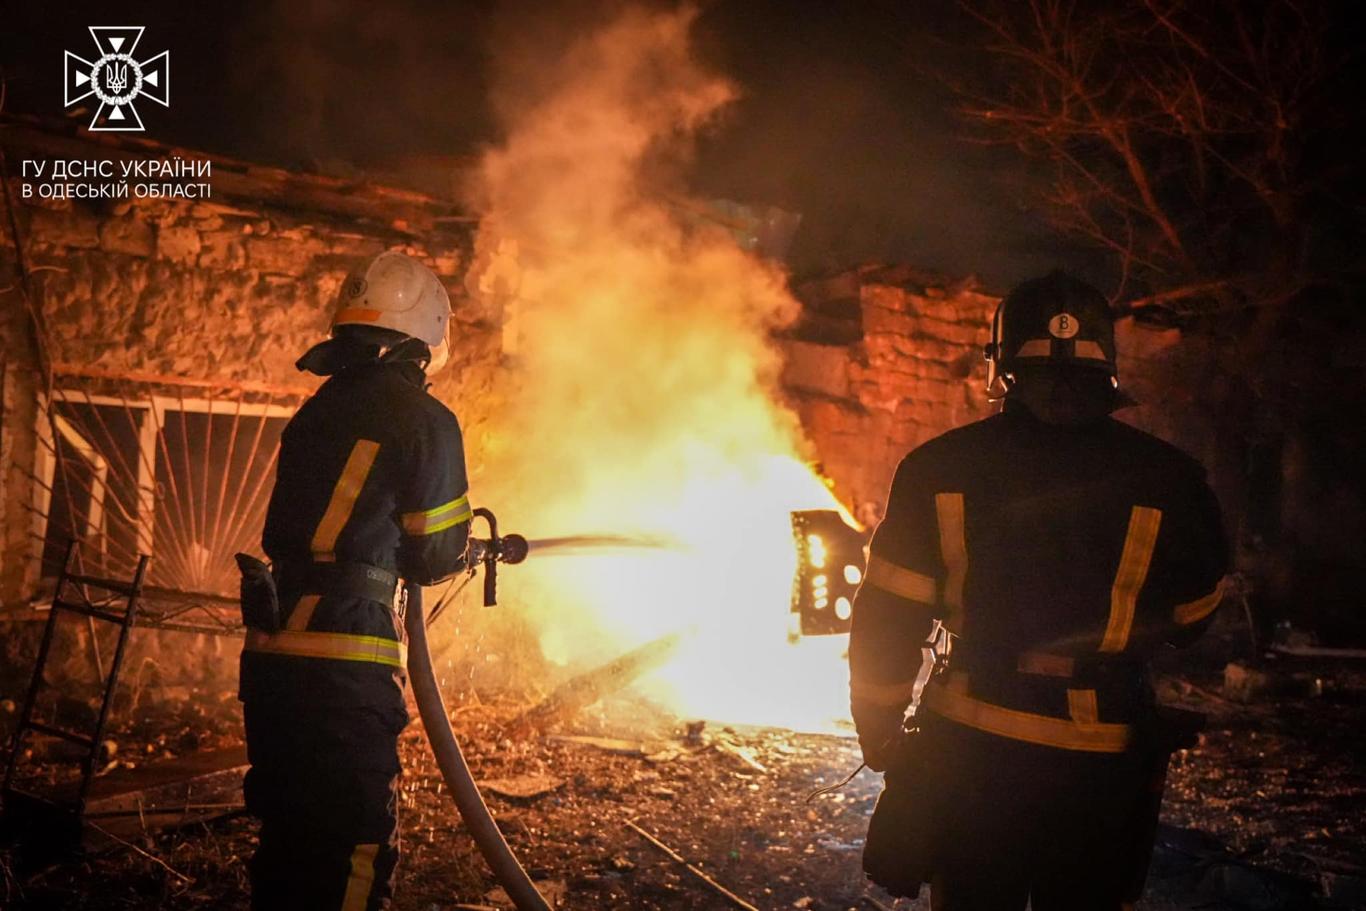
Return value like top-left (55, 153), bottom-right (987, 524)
top-left (2, 0), bottom-right (1364, 906)
top-left (1, 119), bottom-right (477, 609)
top-left (1, 116), bottom-right (1326, 685)
top-left (2, 108), bottom-right (1361, 909)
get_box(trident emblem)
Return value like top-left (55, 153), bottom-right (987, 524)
top-left (104, 62), bottom-right (129, 95)
top-left (64, 27), bottom-right (170, 132)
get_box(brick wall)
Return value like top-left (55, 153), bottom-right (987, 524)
top-left (779, 267), bottom-right (1226, 537)
top-left (781, 270), bottom-right (998, 526)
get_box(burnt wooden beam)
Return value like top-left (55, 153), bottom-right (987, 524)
top-left (80, 745), bottom-right (248, 845)
top-left (508, 632), bottom-right (684, 735)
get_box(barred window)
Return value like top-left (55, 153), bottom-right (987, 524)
top-left (31, 377), bottom-right (303, 597)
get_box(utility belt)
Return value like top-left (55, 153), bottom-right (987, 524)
top-left (274, 560), bottom-right (401, 610)
top-left (235, 553), bottom-right (406, 669)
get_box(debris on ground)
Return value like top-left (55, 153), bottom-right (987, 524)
top-left (2, 649), bottom-right (1362, 910)
top-left (478, 775), bottom-right (565, 802)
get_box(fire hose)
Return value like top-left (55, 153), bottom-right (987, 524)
top-left (405, 581), bottom-right (551, 911)
top-left (406, 511), bottom-right (675, 909)
top-left (404, 508), bottom-right (550, 911)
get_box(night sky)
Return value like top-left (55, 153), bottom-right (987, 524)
top-left (0, 1), bottom-right (1224, 289)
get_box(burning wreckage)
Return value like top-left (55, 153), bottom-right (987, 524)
top-left (2, 6), bottom-right (1365, 911)
top-left (0, 91), bottom-right (906, 906)
top-left (0, 114), bottom-right (875, 902)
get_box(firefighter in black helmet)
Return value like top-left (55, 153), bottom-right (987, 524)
top-left (237, 252), bottom-right (472, 910)
top-left (851, 271), bottom-right (1228, 909)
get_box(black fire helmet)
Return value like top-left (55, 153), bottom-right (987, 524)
top-left (984, 270), bottom-right (1119, 399)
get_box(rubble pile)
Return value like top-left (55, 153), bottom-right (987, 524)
top-left (5, 640), bottom-right (1363, 910)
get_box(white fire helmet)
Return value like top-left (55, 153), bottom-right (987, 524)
top-left (332, 251), bottom-right (451, 374)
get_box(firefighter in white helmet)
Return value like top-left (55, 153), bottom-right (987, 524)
top-left (237, 251), bottom-right (472, 909)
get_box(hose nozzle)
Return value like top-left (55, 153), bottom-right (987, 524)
top-left (466, 508), bottom-right (526, 606)
top-left (468, 532), bottom-right (528, 566)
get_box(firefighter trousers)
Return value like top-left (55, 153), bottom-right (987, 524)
top-left (922, 721), bottom-right (1154, 911)
top-left (243, 700), bottom-right (405, 910)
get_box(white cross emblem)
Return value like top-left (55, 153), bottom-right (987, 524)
top-left (64, 27), bottom-right (170, 132)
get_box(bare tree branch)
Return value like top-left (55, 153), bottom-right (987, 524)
top-left (946, 0), bottom-right (1339, 312)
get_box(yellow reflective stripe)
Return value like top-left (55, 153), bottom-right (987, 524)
top-left (863, 555), bottom-right (937, 604)
top-left (409, 494), bottom-right (470, 520)
top-left (286, 594), bottom-right (321, 632)
top-left (340, 843), bottom-right (379, 911)
top-left (1074, 339), bottom-right (1108, 361)
top-left (1016, 339), bottom-right (1052, 357)
top-left (311, 440), bottom-right (381, 558)
top-left (850, 676), bottom-right (920, 708)
top-left (425, 511), bottom-right (473, 534)
top-left (935, 492), bottom-right (968, 634)
top-left (1175, 579), bottom-right (1224, 625)
top-left (244, 629), bottom-right (406, 668)
top-left (1067, 688), bottom-right (1099, 724)
top-left (401, 495), bottom-right (473, 536)
top-left (923, 684), bottom-right (1133, 753)
top-left (1101, 506), bottom-right (1163, 653)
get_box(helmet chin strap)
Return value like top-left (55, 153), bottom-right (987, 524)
top-left (990, 371), bottom-right (1120, 404)
top-left (986, 370), bottom-right (1014, 402)
top-left (984, 296), bottom-right (1010, 401)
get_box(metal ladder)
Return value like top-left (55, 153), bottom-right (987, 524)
top-left (2, 541), bottom-right (149, 835)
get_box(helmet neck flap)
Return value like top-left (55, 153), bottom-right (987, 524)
top-left (296, 326), bottom-right (433, 378)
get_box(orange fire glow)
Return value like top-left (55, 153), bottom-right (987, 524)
top-left (464, 6), bottom-right (854, 732)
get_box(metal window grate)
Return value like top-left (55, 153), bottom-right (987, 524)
top-left (24, 372), bottom-right (305, 600)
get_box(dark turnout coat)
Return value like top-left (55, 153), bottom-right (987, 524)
top-left (239, 358), bottom-right (471, 910)
top-left (851, 400), bottom-right (1227, 902)
top-left (241, 359), bottom-right (471, 723)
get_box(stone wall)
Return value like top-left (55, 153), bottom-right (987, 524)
top-left (0, 128), bottom-right (491, 611)
top-left (0, 123), bottom-right (497, 703)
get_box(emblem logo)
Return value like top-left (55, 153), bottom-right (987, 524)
top-left (64, 27), bottom-right (170, 132)
top-left (1048, 312), bottom-right (1081, 339)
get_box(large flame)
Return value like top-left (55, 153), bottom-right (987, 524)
top-left (469, 6), bottom-right (851, 731)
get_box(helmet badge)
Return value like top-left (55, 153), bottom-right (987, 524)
top-left (1048, 312), bottom-right (1080, 339)
top-left (346, 276), bottom-right (368, 299)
